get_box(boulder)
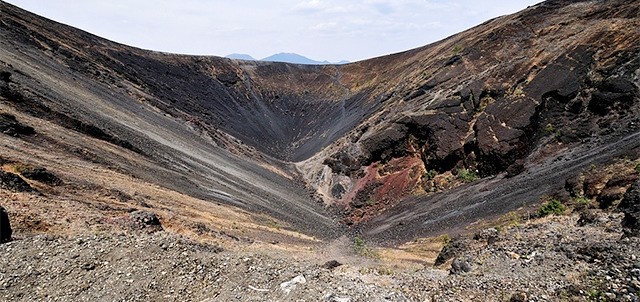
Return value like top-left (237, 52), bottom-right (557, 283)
top-left (619, 181), bottom-right (640, 237)
top-left (0, 206), bottom-right (11, 243)
top-left (434, 236), bottom-right (468, 266)
top-left (321, 260), bottom-right (342, 270)
top-left (129, 210), bottom-right (161, 226)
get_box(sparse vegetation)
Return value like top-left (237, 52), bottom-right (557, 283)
top-left (438, 234), bottom-right (451, 246)
top-left (426, 169), bottom-right (437, 180)
top-left (353, 236), bottom-right (379, 258)
top-left (476, 95), bottom-right (495, 112)
top-left (635, 162), bottom-right (640, 173)
top-left (12, 162), bottom-right (33, 174)
top-left (452, 44), bottom-right (464, 54)
top-left (457, 168), bottom-right (479, 183)
top-left (587, 289), bottom-right (607, 302)
top-left (574, 195), bottom-right (593, 208)
top-left (538, 198), bottom-right (566, 217)
top-left (366, 197), bottom-right (375, 206)
top-left (359, 266), bottom-right (394, 275)
top-left (511, 87), bottom-right (525, 98)
top-left (544, 123), bottom-right (555, 133)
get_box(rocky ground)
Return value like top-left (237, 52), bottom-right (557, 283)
top-left (1, 195), bottom-right (639, 301)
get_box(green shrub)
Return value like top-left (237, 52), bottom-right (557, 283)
top-left (574, 195), bottom-right (592, 206)
top-left (452, 45), bottom-right (464, 54)
top-left (544, 123), bottom-right (555, 133)
top-left (353, 236), bottom-right (378, 258)
top-left (439, 234), bottom-right (451, 245)
top-left (426, 169), bottom-right (437, 180)
top-left (538, 198), bottom-right (565, 217)
top-left (457, 168), bottom-right (479, 183)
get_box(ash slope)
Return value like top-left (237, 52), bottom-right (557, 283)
top-left (0, 2), bottom-right (345, 239)
top-left (1, 0), bottom-right (640, 243)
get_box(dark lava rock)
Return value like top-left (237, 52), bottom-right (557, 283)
top-left (564, 175), bottom-right (582, 197)
top-left (19, 167), bottom-right (62, 185)
top-left (129, 210), bottom-right (161, 226)
top-left (324, 151), bottom-right (362, 176)
top-left (509, 292), bottom-right (528, 302)
top-left (619, 181), bottom-right (640, 237)
top-left (330, 183), bottom-right (345, 199)
top-left (216, 72), bottom-right (241, 87)
top-left (0, 112), bottom-right (35, 137)
top-left (577, 243), bottom-right (622, 263)
top-left (450, 258), bottom-right (472, 275)
top-left (0, 171), bottom-right (34, 192)
top-left (321, 260), bottom-right (342, 270)
top-left (596, 187), bottom-right (625, 209)
top-left (0, 206), bottom-right (11, 243)
top-left (0, 71), bottom-right (11, 82)
top-left (434, 236), bottom-right (468, 266)
top-left (473, 228), bottom-right (499, 245)
top-left (577, 210), bottom-right (598, 227)
top-left (360, 123), bottom-right (408, 163)
top-left (588, 78), bottom-right (637, 115)
top-left (473, 97), bottom-right (535, 176)
top-left (506, 159), bottom-right (525, 178)
top-left (81, 262), bottom-right (96, 271)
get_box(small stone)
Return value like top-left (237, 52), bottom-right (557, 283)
top-left (450, 258), bottom-right (472, 275)
top-left (507, 251), bottom-right (521, 260)
top-left (324, 293), bottom-right (351, 302)
top-left (280, 275), bottom-right (306, 295)
top-left (509, 292), bottom-right (527, 302)
top-left (605, 293), bottom-right (616, 300)
top-left (81, 262), bottom-right (96, 270)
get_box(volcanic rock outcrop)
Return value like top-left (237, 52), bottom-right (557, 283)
top-left (1, 0), bottom-right (639, 242)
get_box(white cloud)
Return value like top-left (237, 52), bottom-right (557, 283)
top-left (4, 0), bottom-right (543, 62)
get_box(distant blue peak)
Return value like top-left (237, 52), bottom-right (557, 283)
top-left (227, 52), bottom-right (349, 65)
top-left (225, 53), bottom-right (256, 61)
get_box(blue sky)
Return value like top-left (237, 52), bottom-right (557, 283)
top-left (5, 0), bottom-right (543, 62)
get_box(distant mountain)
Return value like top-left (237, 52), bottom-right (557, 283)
top-left (260, 53), bottom-right (349, 65)
top-left (261, 53), bottom-right (326, 65)
top-left (225, 53), bottom-right (255, 61)
top-left (227, 52), bottom-right (348, 65)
